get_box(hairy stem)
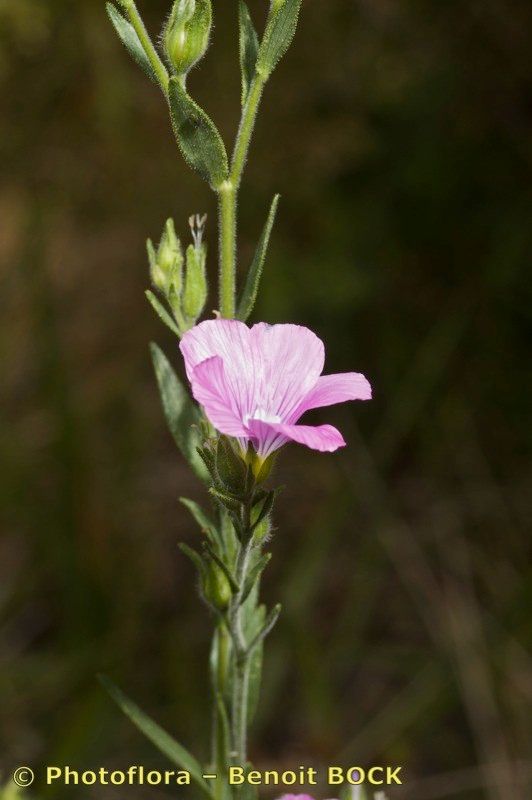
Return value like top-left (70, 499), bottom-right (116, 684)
top-left (218, 182), bottom-right (237, 318)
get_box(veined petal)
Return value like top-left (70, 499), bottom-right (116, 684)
top-left (247, 418), bottom-right (346, 456)
top-left (180, 319), bottom-right (262, 420)
top-left (250, 323), bottom-right (325, 420)
top-left (190, 356), bottom-right (248, 437)
top-left (295, 372), bottom-right (372, 419)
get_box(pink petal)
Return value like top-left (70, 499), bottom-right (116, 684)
top-left (295, 372), bottom-right (372, 419)
top-left (190, 356), bottom-right (248, 438)
top-left (180, 319), bottom-right (262, 421)
top-left (247, 418), bottom-right (346, 456)
top-left (249, 323), bottom-right (325, 420)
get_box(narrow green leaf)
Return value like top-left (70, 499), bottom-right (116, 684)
top-left (245, 605), bottom-right (266, 724)
top-left (145, 290), bottom-right (181, 337)
top-left (180, 498), bottom-right (219, 541)
top-left (178, 542), bottom-right (207, 578)
top-left (241, 552), bottom-right (271, 604)
top-left (98, 675), bottom-right (213, 798)
top-left (168, 77), bottom-right (229, 189)
top-left (238, 1), bottom-right (259, 106)
top-left (106, 3), bottom-right (157, 83)
top-left (237, 194), bottom-right (280, 321)
top-left (256, 0), bottom-right (303, 78)
top-left (150, 342), bottom-right (208, 481)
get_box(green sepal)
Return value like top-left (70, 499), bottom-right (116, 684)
top-left (145, 290), bottom-right (181, 337)
top-left (168, 77), bottom-right (229, 189)
top-left (256, 0), bottom-right (303, 79)
top-left (216, 436), bottom-right (247, 495)
top-left (209, 486), bottom-right (241, 512)
top-left (237, 194), bottom-right (280, 321)
top-left (150, 343), bottom-right (208, 481)
top-left (106, 3), bottom-right (157, 83)
top-left (98, 675), bottom-right (214, 799)
top-left (238, 0), bottom-right (259, 106)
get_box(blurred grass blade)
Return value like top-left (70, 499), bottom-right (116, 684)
top-left (256, 0), bottom-right (303, 78)
top-left (99, 675), bottom-right (213, 798)
top-left (145, 290), bottom-right (181, 337)
top-left (237, 194), bottom-right (280, 321)
top-left (106, 3), bottom-right (157, 83)
top-left (150, 342), bottom-right (208, 481)
top-left (238, 0), bottom-right (259, 106)
top-left (168, 77), bottom-right (229, 189)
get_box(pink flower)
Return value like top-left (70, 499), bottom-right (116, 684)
top-left (180, 320), bottom-right (371, 459)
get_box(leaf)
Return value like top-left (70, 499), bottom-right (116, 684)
top-left (168, 77), bottom-right (229, 189)
top-left (241, 552), bottom-right (271, 604)
top-left (106, 3), bottom-right (157, 83)
top-left (178, 542), bottom-right (207, 578)
top-left (256, 0), bottom-right (303, 78)
top-left (150, 343), bottom-right (208, 481)
top-left (180, 498), bottom-right (219, 541)
top-left (99, 675), bottom-right (213, 799)
top-left (145, 290), bottom-right (181, 337)
top-left (245, 605), bottom-right (266, 724)
top-left (237, 194), bottom-right (280, 321)
top-left (238, 1), bottom-right (259, 106)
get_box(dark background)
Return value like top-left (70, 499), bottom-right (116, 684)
top-left (1, 0), bottom-right (531, 798)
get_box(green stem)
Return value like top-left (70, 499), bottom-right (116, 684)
top-left (218, 183), bottom-right (237, 318)
top-left (230, 537), bottom-right (254, 764)
top-left (120, 0), bottom-right (169, 92)
top-left (217, 74), bottom-right (266, 319)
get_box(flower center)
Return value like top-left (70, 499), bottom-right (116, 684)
top-left (244, 408), bottom-right (282, 426)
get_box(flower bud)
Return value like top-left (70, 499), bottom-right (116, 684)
top-left (183, 214), bottom-right (208, 323)
top-left (148, 218), bottom-right (183, 298)
top-left (162, 0), bottom-right (212, 77)
top-left (202, 558), bottom-right (232, 611)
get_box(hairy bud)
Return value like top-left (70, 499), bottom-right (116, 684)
top-left (162, 0), bottom-right (212, 77)
top-left (182, 214), bottom-right (208, 323)
top-left (147, 218), bottom-right (183, 298)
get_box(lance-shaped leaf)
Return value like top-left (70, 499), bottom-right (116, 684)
top-left (241, 552), bottom-right (271, 604)
top-left (99, 676), bottom-right (213, 799)
top-left (168, 77), bottom-right (229, 189)
top-left (150, 343), bottom-right (208, 481)
top-left (180, 497), bottom-right (221, 545)
top-left (106, 3), bottom-right (157, 83)
top-left (145, 290), bottom-right (181, 337)
top-left (245, 604), bottom-right (266, 723)
top-left (238, 0), bottom-right (259, 106)
top-left (178, 542), bottom-right (207, 579)
top-left (237, 194), bottom-right (280, 321)
top-left (256, 0), bottom-right (303, 79)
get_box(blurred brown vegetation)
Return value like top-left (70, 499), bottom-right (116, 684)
top-left (1, 0), bottom-right (531, 798)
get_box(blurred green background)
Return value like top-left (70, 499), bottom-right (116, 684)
top-left (1, 0), bottom-right (531, 798)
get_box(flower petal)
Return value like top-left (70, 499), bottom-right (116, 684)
top-left (249, 323), bottom-right (325, 420)
top-left (190, 356), bottom-right (248, 437)
top-left (180, 319), bottom-right (262, 420)
top-left (295, 372), bottom-right (372, 418)
top-left (247, 418), bottom-right (345, 456)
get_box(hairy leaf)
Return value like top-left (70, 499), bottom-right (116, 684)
top-left (99, 676), bottom-right (213, 798)
top-left (238, 1), bottom-right (259, 105)
top-left (106, 3), bottom-right (157, 83)
top-left (145, 290), bottom-right (181, 337)
top-left (168, 78), bottom-right (228, 189)
top-left (237, 194), bottom-right (280, 321)
top-left (150, 343), bottom-right (208, 481)
top-left (256, 0), bottom-right (303, 78)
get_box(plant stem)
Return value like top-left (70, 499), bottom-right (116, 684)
top-left (218, 182), bottom-right (237, 318)
top-left (230, 535), bottom-right (254, 765)
top-left (120, 0), bottom-right (169, 92)
top-left (216, 73), bottom-right (266, 318)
